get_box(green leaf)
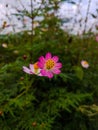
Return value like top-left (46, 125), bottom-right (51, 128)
top-left (59, 73), bottom-right (71, 82)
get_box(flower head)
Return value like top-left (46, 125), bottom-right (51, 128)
top-left (23, 62), bottom-right (42, 76)
top-left (96, 35), bottom-right (98, 42)
top-left (38, 52), bottom-right (62, 78)
top-left (2, 43), bottom-right (8, 48)
top-left (81, 60), bottom-right (89, 69)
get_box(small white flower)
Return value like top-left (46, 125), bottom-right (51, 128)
top-left (2, 43), bottom-right (8, 48)
top-left (23, 62), bottom-right (42, 76)
top-left (81, 60), bottom-right (89, 69)
top-left (13, 50), bottom-right (19, 54)
top-left (33, 21), bottom-right (40, 28)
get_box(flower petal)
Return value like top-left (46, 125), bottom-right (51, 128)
top-left (55, 63), bottom-right (62, 68)
top-left (23, 66), bottom-right (33, 74)
top-left (38, 71), bottom-right (43, 76)
top-left (29, 64), bottom-right (34, 72)
top-left (41, 69), bottom-right (47, 76)
top-left (38, 62), bottom-right (44, 68)
top-left (47, 71), bottom-right (53, 78)
top-left (41, 69), bottom-right (53, 78)
top-left (52, 69), bottom-right (61, 74)
top-left (39, 56), bottom-right (45, 63)
top-left (45, 52), bottom-right (52, 60)
top-left (52, 56), bottom-right (59, 62)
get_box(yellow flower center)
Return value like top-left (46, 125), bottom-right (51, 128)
top-left (83, 61), bottom-right (88, 65)
top-left (33, 62), bottom-right (39, 74)
top-left (45, 59), bottom-right (55, 70)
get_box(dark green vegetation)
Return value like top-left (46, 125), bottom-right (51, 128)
top-left (0, 26), bottom-right (98, 130)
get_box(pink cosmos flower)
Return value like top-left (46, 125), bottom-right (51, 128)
top-left (38, 52), bottom-right (62, 78)
top-left (96, 35), bottom-right (98, 42)
top-left (23, 62), bottom-right (42, 76)
top-left (81, 60), bottom-right (89, 69)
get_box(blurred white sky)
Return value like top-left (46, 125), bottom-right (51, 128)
top-left (0, 0), bottom-right (98, 34)
top-left (59, 0), bottom-right (98, 34)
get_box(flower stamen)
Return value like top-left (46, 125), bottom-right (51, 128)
top-left (45, 59), bottom-right (55, 70)
top-left (83, 61), bottom-right (88, 65)
top-left (34, 62), bottom-right (39, 69)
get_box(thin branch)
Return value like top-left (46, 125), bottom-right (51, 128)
top-left (83, 0), bottom-right (92, 33)
top-left (31, 0), bottom-right (33, 39)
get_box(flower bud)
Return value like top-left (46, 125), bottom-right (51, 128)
top-left (32, 121), bottom-right (37, 127)
top-left (23, 55), bottom-right (27, 60)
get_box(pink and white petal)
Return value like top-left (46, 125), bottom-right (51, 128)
top-left (52, 56), bottom-right (59, 62)
top-left (38, 73), bottom-right (43, 76)
top-left (52, 69), bottom-right (61, 74)
top-left (34, 70), bottom-right (42, 76)
top-left (29, 64), bottom-right (34, 72)
top-left (55, 63), bottom-right (62, 68)
top-left (35, 68), bottom-right (41, 75)
top-left (46, 71), bottom-right (53, 78)
top-left (36, 68), bottom-right (41, 73)
top-left (39, 56), bottom-right (45, 63)
top-left (23, 66), bottom-right (33, 74)
top-left (45, 52), bottom-right (52, 60)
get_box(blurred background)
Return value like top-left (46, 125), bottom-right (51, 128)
top-left (0, 0), bottom-right (98, 35)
